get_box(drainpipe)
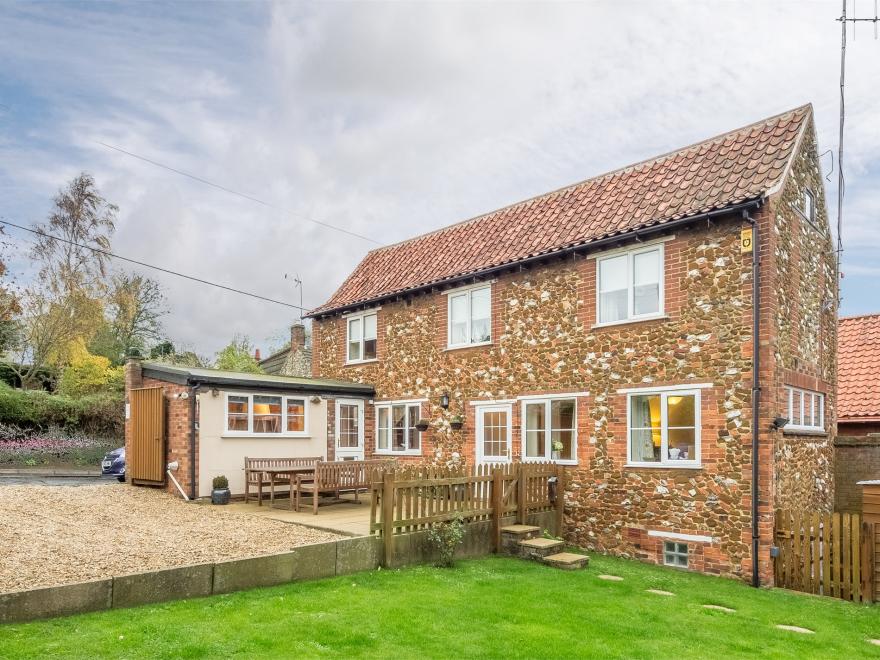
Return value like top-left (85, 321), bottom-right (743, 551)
top-left (745, 209), bottom-right (761, 588)
top-left (188, 383), bottom-right (201, 501)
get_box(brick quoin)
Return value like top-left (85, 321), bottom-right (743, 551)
top-left (309, 117), bottom-right (836, 586)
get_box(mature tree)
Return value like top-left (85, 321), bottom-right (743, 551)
top-left (0, 233), bottom-right (21, 354)
top-left (92, 273), bottom-right (166, 363)
top-left (214, 335), bottom-right (263, 374)
top-left (11, 174), bottom-right (116, 386)
top-left (148, 340), bottom-right (209, 368)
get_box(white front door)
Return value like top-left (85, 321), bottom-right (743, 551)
top-left (476, 404), bottom-right (513, 464)
top-left (335, 399), bottom-right (365, 460)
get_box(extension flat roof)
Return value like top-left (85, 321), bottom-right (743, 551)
top-left (141, 362), bottom-right (373, 396)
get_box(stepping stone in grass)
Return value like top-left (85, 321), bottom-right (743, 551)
top-left (867, 639), bottom-right (880, 646)
top-left (703, 605), bottom-right (736, 613)
top-left (646, 589), bottom-right (675, 596)
top-left (775, 625), bottom-right (814, 635)
top-left (597, 575), bottom-right (624, 581)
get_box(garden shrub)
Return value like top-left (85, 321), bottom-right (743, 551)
top-left (0, 423), bottom-right (117, 466)
top-left (426, 513), bottom-right (465, 567)
top-left (0, 384), bottom-right (123, 438)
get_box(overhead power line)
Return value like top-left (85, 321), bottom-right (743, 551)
top-left (1, 218), bottom-right (310, 311)
top-left (95, 141), bottom-right (381, 245)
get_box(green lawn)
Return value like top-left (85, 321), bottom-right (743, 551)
top-left (2, 554), bottom-right (880, 659)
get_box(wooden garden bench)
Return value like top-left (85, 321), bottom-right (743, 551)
top-left (294, 459), bottom-right (394, 514)
top-left (243, 456), bottom-right (323, 505)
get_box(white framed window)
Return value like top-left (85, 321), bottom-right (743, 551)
top-left (786, 386), bottom-right (825, 432)
top-left (447, 284), bottom-right (492, 348)
top-left (347, 311), bottom-right (377, 363)
top-left (596, 244), bottom-right (664, 325)
top-left (799, 188), bottom-right (816, 225)
top-left (224, 392), bottom-right (310, 437)
top-left (663, 541), bottom-right (688, 568)
top-left (522, 398), bottom-right (577, 464)
top-left (627, 388), bottom-right (701, 467)
top-left (375, 402), bottom-right (421, 455)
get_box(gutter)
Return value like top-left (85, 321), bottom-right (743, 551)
top-left (309, 198), bottom-right (766, 319)
top-left (745, 208), bottom-right (762, 588)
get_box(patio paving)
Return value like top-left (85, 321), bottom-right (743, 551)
top-left (226, 493), bottom-right (372, 537)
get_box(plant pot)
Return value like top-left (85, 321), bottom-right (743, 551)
top-left (450, 421), bottom-right (464, 431)
top-left (415, 420), bottom-right (430, 432)
top-left (212, 488), bottom-right (230, 505)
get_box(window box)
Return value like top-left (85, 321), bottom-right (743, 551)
top-left (626, 387), bottom-right (701, 467)
top-left (785, 386), bottom-right (824, 432)
top-left (447, 283), bottom-right (492, 349)
top-left (224, 393), bottom-right (309, 437)
top-left (597, 243), bottom-right (664, 325)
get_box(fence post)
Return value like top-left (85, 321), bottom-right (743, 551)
top-left (516, 464), bottom-right (527, 525)
top-left (555, 463), bottom-right (565, 537)
top-left (382, 470), bottom-right (395, 567)
top-left (862, 521), bottom-right (875, 603)
top-left (492, 467), bottom-right (503, 552)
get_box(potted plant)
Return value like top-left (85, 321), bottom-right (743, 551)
top-left (450, 414), bottom-right (464, 431)
top-left (211, 475), bottom-right (231, 505)
top-left (551, 439), bottom-right (564, 460)
top-left (415, 418), bottom-right (430, 432)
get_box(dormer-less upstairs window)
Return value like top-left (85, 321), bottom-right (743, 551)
top-left (447, 283), bottom-right (492, 349)
top-left (800, 188), bottom-right (816, 225)
top-left (596, 244), bottom-right (664, 326)
top-left (347, 311), bottom-right (377, 363)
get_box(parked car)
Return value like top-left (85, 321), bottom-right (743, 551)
top-left (101, 447), bottom-right (125, 482)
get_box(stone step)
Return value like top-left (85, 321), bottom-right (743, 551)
top-left (500, 524), bottom-right (541, 554)
top-left (500, 524), bottom-right (541, 537)
top-left (542, 552), bottom-right (590, 571)
top-left (518, 537), bottom-right (565, 559)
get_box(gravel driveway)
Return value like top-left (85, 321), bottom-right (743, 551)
top-left (0, 484), bottom-right (343, 593)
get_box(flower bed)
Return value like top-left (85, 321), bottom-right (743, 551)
top-left (0, 423), bottom-right (118, 467)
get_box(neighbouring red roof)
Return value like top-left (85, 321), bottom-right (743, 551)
top-left (310, 105), bottom-right (811, 317)
top-left (839, 314), bottom-right (880, 420)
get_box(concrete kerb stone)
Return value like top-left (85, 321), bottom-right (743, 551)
top-left (0, 579), bottom-right (112, 624)
top-left (212, 551), bottom-right (298, 595)
top-left (293, 541), bottom-right (338, 581)
top-left (113, 563), bottom-right (214, 609)
top-left (336, 536), bottom-right (382, 575)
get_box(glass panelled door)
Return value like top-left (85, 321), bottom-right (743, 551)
top-left (476, 404), bottom-right (512, 463)
top-left (335, 399), bottom-right (364, 460)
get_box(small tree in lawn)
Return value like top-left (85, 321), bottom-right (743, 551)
top-left (214, 335), bottom-right (263, 374)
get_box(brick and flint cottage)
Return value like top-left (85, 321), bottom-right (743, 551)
top-left (307, 105), bottom-right (836, 585)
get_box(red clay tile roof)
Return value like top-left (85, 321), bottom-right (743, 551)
top-left (838, 314), bottom-right (880, 420)
top-left (310, 105), bottom-right (811, 317)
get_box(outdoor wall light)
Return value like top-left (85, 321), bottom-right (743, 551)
top-left (772, 416), bottom-right (789, 430)
top-left (440, 392), bottom-right (450, 409)
top-left (210, 388), bottom-right (219, 397)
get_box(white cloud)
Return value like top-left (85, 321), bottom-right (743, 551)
top-left (1, 0), bottom-right (879, 357)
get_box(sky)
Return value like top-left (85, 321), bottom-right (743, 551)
top-left (0, 1), bottom-right (878, 358)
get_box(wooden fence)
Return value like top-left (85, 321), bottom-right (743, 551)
top-left (370, 462), bottom-right (565, 565)
top-left (774, 509), bottom-right (874, 603)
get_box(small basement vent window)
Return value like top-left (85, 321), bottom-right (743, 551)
top-left (663, 541), bottom-right (688, 568)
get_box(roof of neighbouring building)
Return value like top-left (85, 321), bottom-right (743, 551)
top-left (839, 314), bottom-right (880, 421)
top-left (141, 362), bottom-right (372, 395)
top-left (308, 104), bottom-right (812, 317)
top-left (259, 345), bottom-right (312, 376)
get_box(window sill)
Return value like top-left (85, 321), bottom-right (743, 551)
top-left (592, 314), bottom-right (668, 330)
top-left (445, 341), bottom-right (493, 352)
top-left (624, 463), bottom-right (702, 470)
top-left (374, 450), bottom-right (422, 457)
top-left (782, 428), bottom-right (828, 437)
top-left (344, 359), bottom-right (378, 367)
top-left (222, 433), bottom-right (311, 440)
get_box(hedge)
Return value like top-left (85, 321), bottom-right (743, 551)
top-left (0, 384), bottom-right (123, 438)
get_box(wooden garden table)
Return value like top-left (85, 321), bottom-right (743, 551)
top-left (262, 466), bottom-right (316, 510)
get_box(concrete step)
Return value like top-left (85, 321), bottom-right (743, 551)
top-left (500, 524), bottom-right (541, 554)
top-left (542, 552), bottom-right (590, 571)
top-left (518, 537), bottom-right (565, 559)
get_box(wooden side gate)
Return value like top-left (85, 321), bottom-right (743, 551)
top-left (774, 509), bottom-right (874, 603)
top-left (129, 387), bottom-right (166, 485)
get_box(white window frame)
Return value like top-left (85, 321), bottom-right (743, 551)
top-left (595, 243), bottom-right (665, 327)
top-left (663, 541), bottom-right (689, 568)
top-left (475, 403), bottom-right (513, 464)
top-left (799, 188), bottom-right (816, 225)
top-left (446, 283), bottom-right (492, 349)
top-left (346, 311), bottom-right (378, 364)
top-left (374, 401), bottom-right (422, 456)
top-left (626, 387), bottom-right (701, 468)
top-left (335, 398), bottom-right (365, 460)
top-left (786, 386), bottom-right (825, 432)
top-left (520, 398), bottom-right (578, 465)
top-left (223, 392), bottom-right (310, 438)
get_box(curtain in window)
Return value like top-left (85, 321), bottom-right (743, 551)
top-left (599, 255), bottom-right (628, 323)
top-left (449, 294), bottom-right (468, 344)
top-left (470, 287), bottom-right (491, 343)
top-left (630, 394), bottom-right (660, 462)
top-left (633, 249), bottom-right (660, 316)
top-left (348, 318), bottom-right (361, 361)
top-left (363, 314), bottom-right (377, 360)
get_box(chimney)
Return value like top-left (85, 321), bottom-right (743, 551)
top-left (254, 348), bottom-right (261, 361)
top-left (291, 323), bottom-right (306, 352)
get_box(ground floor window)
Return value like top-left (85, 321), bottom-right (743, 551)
top-left (224, 393), bottom-right (309, 436)
top-left (786, 386), bottom-right (824, 432)
top-left (522, 398), bottom-right (576, 462)
top-left (376, 402), bottom-right (421, 454)
top-left (628, 388), bottom-right (700, 466)
top-left (663, 541), bottom-right (688, 568)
